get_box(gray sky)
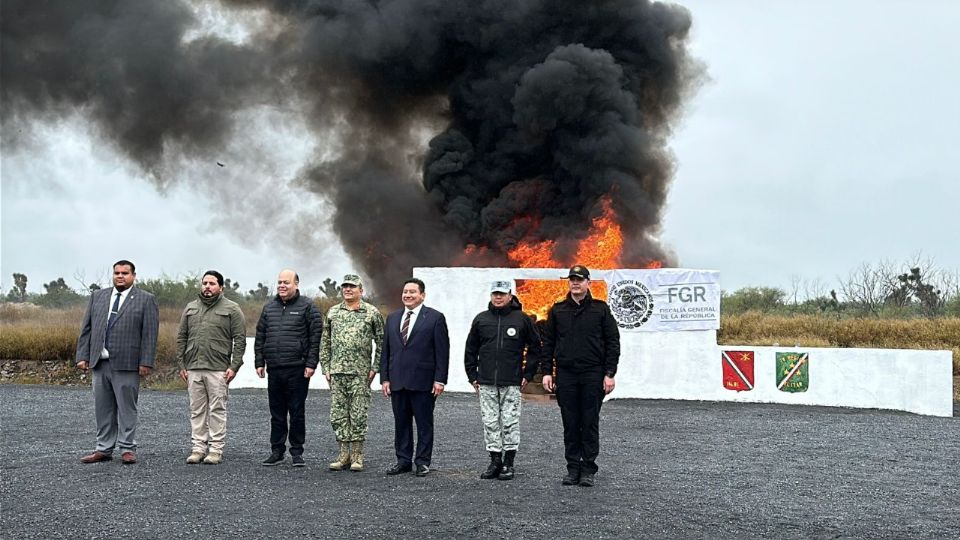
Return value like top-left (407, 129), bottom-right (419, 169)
top-left (2, 1), bottom-right (958, 297)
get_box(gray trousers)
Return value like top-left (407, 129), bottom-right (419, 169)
top-left (478, 385), bottom-right (522, 452)
top-left (92, 361), bottom-right (141, 453)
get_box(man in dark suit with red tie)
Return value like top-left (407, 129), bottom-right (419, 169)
top-left (75, 260), bottom-right (159, 465)
top-left (379, 278), bottom-right (449, 477)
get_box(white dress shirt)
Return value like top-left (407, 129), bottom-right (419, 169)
top-left (400, 303), bottom-right (424, 336)
top-left (101, 287), bottom-right (132, 359)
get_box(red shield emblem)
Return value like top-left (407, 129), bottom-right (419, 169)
top-left (722, 350), bottom-right (754, 391)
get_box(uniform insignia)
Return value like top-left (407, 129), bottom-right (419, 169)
top-left (776, 352), bottom-right (809, 392)
top-left (721, 350), bottom-right (754, 391)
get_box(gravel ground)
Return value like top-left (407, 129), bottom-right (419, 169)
top-left (1, 384), bottom-right (957, 539)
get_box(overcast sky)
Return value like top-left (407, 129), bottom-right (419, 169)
top-left (2, 1), bottom-right (958, 297)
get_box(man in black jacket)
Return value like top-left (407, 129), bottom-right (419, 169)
top-left (254, 269), bottom-right (322, 467)
top-left (464, 280), bottom-right (542, 481)
top-left (541, 265), bottom-right (620, 487)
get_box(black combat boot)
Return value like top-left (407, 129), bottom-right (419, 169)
top-left (480, 451), bottom-right (503, 480)
top-left (498, 450), bottom-right (516, 481)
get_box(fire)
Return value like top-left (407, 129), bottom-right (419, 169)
top-left (505, 197), bottom-right (652, 320)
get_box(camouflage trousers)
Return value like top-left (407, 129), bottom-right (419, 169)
top-left (478, 385), bottom-right (523, 452)
top-left (330, 374), bottom-right (372, 442)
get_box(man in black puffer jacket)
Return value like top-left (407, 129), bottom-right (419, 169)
top-left (541, 265), bottom-right (620, 488)
top-left (254, 269), bottom-right (322, 467)
top-left (464, 280), bottom-right (542, 481)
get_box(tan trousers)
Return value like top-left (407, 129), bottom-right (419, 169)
top-left (188, 370), bottom-right (229, 454)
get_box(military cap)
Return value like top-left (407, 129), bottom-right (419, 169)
top-left (566, 265), bottom-right (591, 280)
top-left (490, 280), bottom-right (512, 293)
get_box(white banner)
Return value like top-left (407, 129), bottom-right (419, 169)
top-left (602, 269), bottom-right (720, 332)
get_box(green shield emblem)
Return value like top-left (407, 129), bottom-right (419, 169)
top-left (776, 352), bottom-right (809, 392)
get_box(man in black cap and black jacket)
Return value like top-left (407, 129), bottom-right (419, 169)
top-left (541, 265), bottom-right (620, 487)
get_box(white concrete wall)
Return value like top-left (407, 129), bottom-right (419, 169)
top-left (232, 337), bottom-right (331, 391)
top-left (408, 267), bottom-right (955, 417)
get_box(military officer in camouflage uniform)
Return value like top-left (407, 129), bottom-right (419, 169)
top-left (320, 274), bottom-right (385, 472)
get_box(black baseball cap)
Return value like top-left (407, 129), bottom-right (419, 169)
top-left (566, 265), bottom-right (590, 280)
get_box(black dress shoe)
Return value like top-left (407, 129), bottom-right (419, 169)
top-left (578, 474), bottom-right (595, 487)
top-left (415, 464), bottom-right (430, 477)
top-left (261, 453), bottom-right (284, 466)
top-left (386, 463), bottom-right (413, 475)
top-left (561, 473), bottom-right (580, 485)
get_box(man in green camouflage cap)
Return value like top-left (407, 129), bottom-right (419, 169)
top-left (320, 274), bottom-right (385, 471)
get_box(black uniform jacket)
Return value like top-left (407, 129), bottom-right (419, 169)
top-left (464, 297), bottom-right (542, 386)
top-left (541, 291), bottom-right (620, 377)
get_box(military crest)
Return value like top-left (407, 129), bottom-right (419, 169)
top-left (609, 279), bottom-right (654, 329)
top-left (776, 352), bottom-right (809, 392)
top-left (721, 350), bottom-right (754, 391)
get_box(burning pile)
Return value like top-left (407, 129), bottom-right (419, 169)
top-left (506, 198), bottom-right (662, 319)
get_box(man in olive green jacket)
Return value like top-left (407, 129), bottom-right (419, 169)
top-left (320, 274), bottom-right (385, 471)
top-left (176, 270), bottom-right (246, 464)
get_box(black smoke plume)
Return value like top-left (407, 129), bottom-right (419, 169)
top-left (2, 0), bottom-right (698, 295)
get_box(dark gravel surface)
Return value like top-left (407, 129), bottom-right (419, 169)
top-left (1, 384), bottom-right (957, 539)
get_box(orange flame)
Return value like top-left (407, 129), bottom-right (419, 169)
top-left (506, 198), bottom-right (627, 320)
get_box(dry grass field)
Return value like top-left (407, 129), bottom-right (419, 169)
top-left (2, 304), bottom-right (958, 397)
top-left (718, 312), bottom-right (960, 375)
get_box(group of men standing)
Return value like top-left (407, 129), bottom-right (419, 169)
top-left (75, 260), bottom-right (620, 487)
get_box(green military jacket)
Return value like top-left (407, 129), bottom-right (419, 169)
top-left (176, 294), bottom-right (246, 372)
top-left (320, 300), bottom-right (385, 375)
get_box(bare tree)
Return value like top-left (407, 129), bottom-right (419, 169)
top-left (802, 277), bottom-right (829, 302)
top-left (943, 270), bottom-right (959, 301)
top-left (789, 274), bottom-right (801, 305)
top-left (840, 254), bottom-right (957, 317)
top-left (72, 268), bottom-right (104, 295)
top-left (838, 261), bottom-right (895, 316)
top-left (886, 254), bottom-right (949, 315)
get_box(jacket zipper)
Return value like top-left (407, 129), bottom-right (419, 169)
top-left (494, 313), bottom-right (502, 386)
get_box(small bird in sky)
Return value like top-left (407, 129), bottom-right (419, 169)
top-left (216, 161), bottom-right (225, 167)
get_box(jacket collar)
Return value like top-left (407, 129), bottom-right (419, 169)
top-left (564, 290), bottom-right (593, 307)
top-left (274, 290), bottom-right (301, 305)
top-left (488, 296), bottom-right (522, 316)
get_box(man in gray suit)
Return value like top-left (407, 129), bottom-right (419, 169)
top-left (76, 260), bottom-right (160, 464)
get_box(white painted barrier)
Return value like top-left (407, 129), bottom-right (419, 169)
top-left (412, 267), bottom-right (955, 417)
top-left (232, 337), bottom-right (330, 391)
top-left (232, 267), bottom-right (954, 417)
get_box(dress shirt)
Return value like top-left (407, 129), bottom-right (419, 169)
top-left (400, 303), bottom-right (424, 336)
top-left (101, 287), bottom-right (133, 359)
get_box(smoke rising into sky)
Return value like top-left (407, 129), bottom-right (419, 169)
top-left (2, 0), bottom-right (698, 294)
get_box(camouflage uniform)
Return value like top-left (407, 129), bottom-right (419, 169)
top-left (320, 299), bottom-right (385, 442)
top-left (478, 385), bottom-right (522, 451)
